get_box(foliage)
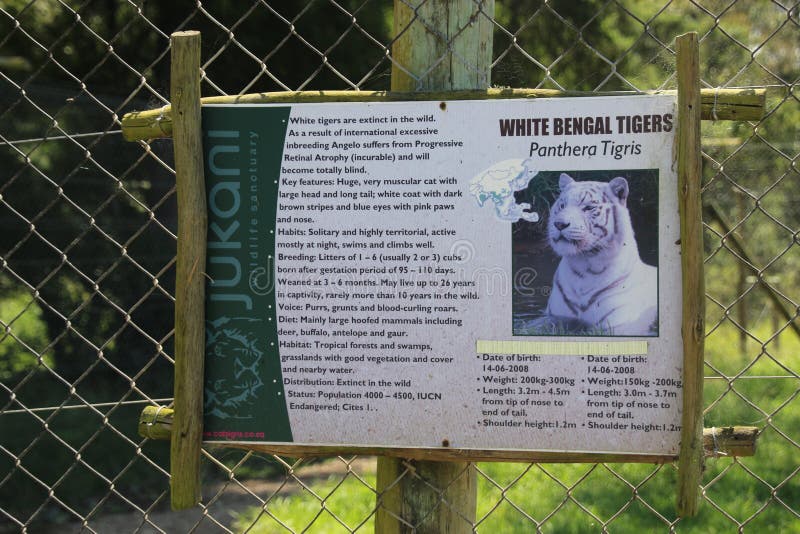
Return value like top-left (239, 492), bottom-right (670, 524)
top-left (0, 279), bottom-right (50, 381)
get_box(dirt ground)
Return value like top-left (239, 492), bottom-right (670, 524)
top-left (40, 457), bottom-right (376, 534)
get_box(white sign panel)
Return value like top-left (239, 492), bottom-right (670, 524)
top-left (202, 95), bottom-right (683, 455)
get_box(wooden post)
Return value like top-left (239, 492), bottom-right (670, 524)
top-left (736, 192), bottom-right (747, 352)
top-left (168, 30), bottom-right (207, 511)
top-left (675, 32), bottom-right (705, 518)
top-left (390, 0), bottom-right (494, 91)
top-left (377, 459), bottom-right (478, 533)
top-left (376, 2), bottom-right (492, 532)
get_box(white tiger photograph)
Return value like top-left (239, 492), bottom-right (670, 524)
top-left (512, 169), bottom-right (659, 337)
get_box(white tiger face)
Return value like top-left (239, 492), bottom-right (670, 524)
top-left (548, 173), bottom-right (630, 258)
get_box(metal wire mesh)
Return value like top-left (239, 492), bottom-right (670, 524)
top-left (0, 0), bottom-right (798, 532)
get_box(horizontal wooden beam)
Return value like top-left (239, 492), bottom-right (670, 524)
top-left (139, 405), bottom-right (173, 441)
top-left (139, 406), bottom-right (758, 462)
top-left (702, 425), bottom-right (758, 458)
top-left (121, 87), bottom-right (766, 141)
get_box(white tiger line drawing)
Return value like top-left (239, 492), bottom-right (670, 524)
top-left (544, 173), bottom-right (658, 336)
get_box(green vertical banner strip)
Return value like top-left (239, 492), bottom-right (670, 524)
top-left (201, 106), bottom-right (292, 442)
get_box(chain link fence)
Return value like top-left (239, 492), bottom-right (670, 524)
top-left (0, 0), bottom-right (798, 532)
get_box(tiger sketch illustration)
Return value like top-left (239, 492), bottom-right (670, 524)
top-left (204, 317), bottom-right (265, 420)
top-left (543, 173), bottom-right (657, 336)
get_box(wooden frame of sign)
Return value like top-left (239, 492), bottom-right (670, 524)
top-left (126, 32), bottom-right (763, 515)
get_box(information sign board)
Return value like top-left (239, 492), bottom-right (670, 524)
top-left (201, 95), bottom-right (683, 455)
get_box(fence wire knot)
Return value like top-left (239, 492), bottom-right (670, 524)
top-left (148, 405), bottom-right (167, 427)
top-left (155, 104), bottom-right (170, 135)
top-left (709, 427), bottom-right (728, 458)
top-left (712, 86), bottom-right (721, 121)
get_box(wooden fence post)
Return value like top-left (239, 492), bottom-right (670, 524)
top-left (376, 1), bottom-right (493, 532)
top-left (168, 30), bottom-right (207, 511)
top-left (675, 31), bottom-right (705, 518)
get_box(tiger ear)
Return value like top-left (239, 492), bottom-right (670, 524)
top-left (609, 177), bottom-right (629, 205)
top-left (559, 173), bottom-right (574, 190)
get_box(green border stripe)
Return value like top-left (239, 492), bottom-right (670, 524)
top-left (476, 340), bottom-right (648, 355)
top-left (202, 105), bottom-right (292, 442)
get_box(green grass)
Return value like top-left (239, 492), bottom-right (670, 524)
top-left (512, 316), bottom-right (612, 337)
top-left (234, 319), bottom-right (800, 533)
top-left (233, 474), bottom-right (378, 533)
